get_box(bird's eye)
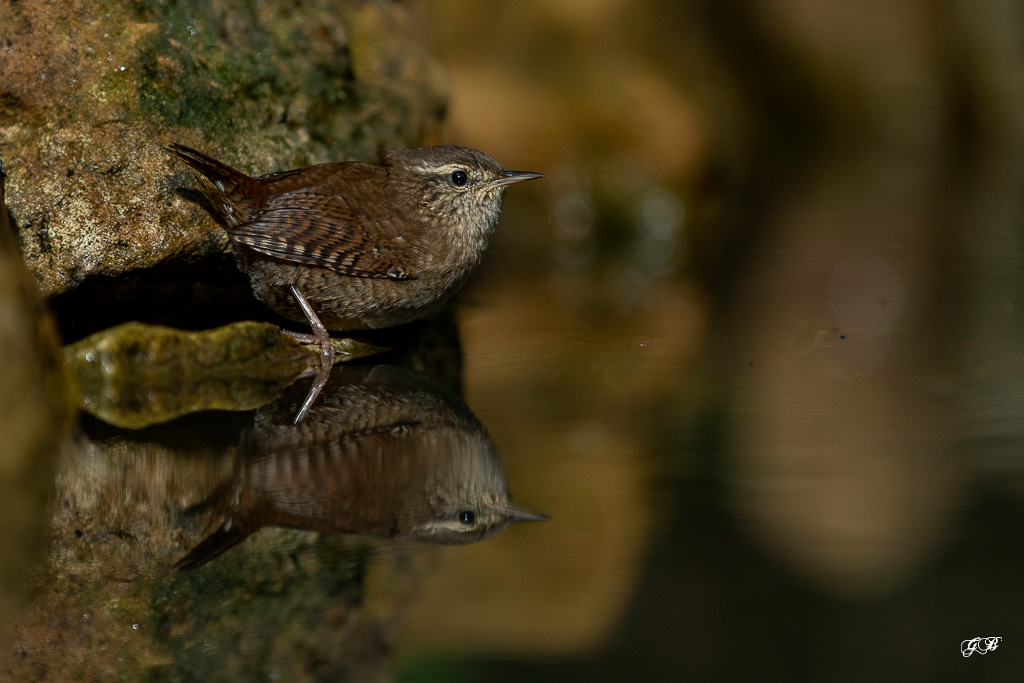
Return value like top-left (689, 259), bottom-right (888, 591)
top-left (458, 510), bottom-right (475, 525)
top-left (450, 170), bottom-right (469, 187)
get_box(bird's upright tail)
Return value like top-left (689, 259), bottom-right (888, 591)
top-left (167, 142), bottom-right (263, 226)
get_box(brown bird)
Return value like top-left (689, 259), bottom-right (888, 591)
top-left (168, 143), bottom-right (543, 370)
top-left (175, 364), bottom-right (549, 571)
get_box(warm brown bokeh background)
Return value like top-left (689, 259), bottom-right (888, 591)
top-left (396, 0), bottom-right (1024, 678)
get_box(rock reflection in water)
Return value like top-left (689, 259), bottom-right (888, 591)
top-left (177, 364), bottom-right (548, 571)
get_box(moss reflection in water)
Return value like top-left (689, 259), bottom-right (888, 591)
top-left (64, 321), bottom-right (385, 428)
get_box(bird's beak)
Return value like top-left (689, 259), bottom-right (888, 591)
top-left (499, 504), bottom-right (551, 523)
top-left (491, 170), bottom-right (545, 188)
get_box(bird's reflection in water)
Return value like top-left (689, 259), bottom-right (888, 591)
top-left (177, 364), bottom-right (548, 571)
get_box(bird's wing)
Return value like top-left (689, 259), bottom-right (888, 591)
top-left (230, 182), bottom-right (416, 280)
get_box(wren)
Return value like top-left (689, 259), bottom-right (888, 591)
top-left (168, 143), bottom-right (543, 366)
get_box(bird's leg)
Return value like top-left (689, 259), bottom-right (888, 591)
top-left (288, 285), bottom-right (334, 424)
top-left (287, 285), bottom-right (335, 367)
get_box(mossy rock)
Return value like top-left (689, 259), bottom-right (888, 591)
top-left (0, 0), bottom-right (447, 296)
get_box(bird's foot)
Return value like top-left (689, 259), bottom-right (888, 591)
top-left (283, 328), bottom-right (336, 364)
